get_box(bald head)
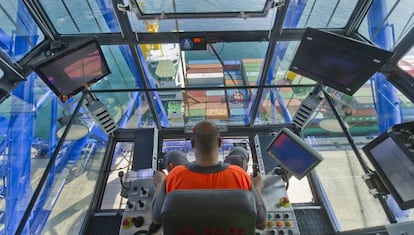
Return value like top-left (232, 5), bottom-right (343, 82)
top-left (192, 120), bottom-right (221, 157)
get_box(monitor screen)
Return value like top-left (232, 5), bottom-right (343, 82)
top-left (266, 128), bottom-right (323, 179)
top-left (132, 128), bottom-right (158, 171)
top-left (32, 39), bottom-right (110, 102)
top-left (363, 132), bottom-right (414, 210)
top-left (289, 28), bottom-right (394, 96)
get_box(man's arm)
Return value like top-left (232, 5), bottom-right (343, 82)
top-left (251, 175), bottom-right (267, 230)
top-left (151, 171), bottom-right (166, 224)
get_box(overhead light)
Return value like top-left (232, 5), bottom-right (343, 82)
top-left (56, 124), bottom-right (89, 141)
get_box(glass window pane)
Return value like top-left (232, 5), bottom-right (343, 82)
top-left (359, 0), bottom-right (414, 49)
top-left (0, 1), bottom-right (45, 61)
top-left (398, 46), bottom-right (414, 78)
top-left (39, 0), bottom-right (119, 34)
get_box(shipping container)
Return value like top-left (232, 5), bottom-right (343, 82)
top-left (207, 102), bottom-right (227, 110)
top-left (186, 90), bottom-right (206, 97)
top-left (206, 90), bottom-right (225, 96)
top-left (207, 96), bottom-right (225, 102)
top-left (188, 59), bottom-right (221, 65)
top-left (187, 103), bottom-right (207, 110)
top-left (185, 108), bottom-right (207, 117)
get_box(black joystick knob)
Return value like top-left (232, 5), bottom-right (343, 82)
top-left (127, 201), bottom-right (133, 209)
top-left (138, 200), bottom-right (145, 208)
top-left (132, 216), bottom-right (144, 227)
top-left (141, 187), bottom-right (147, 195)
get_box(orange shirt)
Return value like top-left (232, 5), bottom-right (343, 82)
top-left (165, 164), bottom-right (251, 193)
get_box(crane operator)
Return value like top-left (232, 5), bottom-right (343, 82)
top-left (149, 120), bottom-right (267, 233)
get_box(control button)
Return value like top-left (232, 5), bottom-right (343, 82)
top-left (121, 217), bottom-right (132, 229)
top-left (268, 213), bottom-right (274, 219)
top-left (279, 197), bottom-right (291, 208)
top-left (276, 213), bottom-right (281, 219)
top-left (278, 230), bottom-right (285, 235)
top-left (138, 200), bottom-right (145, 208)
top-left (132, 216), bottom-right (144, 227)
top-left (276, 221), bottom-right (284, 228)
top-left (285, 221), bottom-right (292, 227)
top-left (270, 229), bottom-right (276, 235)
top-left (284, 213), bottom-right (289, 219)
top-left (267, 221), bottom-right (274, 227)
top-left (141, 187), bottom-right (148, 196)
top-left (127, 201), bottom-right (133, 209)
top-left (287, 229), bottom-right (294, 235)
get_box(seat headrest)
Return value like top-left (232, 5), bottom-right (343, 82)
top-left (161, 189), bottom-right (257, 235)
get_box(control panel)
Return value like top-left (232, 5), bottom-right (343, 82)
top-left (257, 175), bottom-right (300, 235)
top-left (119, 178), bottom-right (160, 235)
top-left (119, 175), bottom-right (299, 235)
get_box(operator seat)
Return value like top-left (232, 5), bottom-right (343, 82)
top-left (161, 189), bottom-right (257, 235)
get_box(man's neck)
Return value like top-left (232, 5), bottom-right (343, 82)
top-left (195, 154), bottom-right (219, 167)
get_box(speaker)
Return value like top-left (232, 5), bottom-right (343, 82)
top-left (85, 98), bottom-right (116, 135)
top-left (292, 92), bottom-right (322, 129)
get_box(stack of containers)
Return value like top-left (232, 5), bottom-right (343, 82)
top-left (240, 59), bottom-right (264, 118)
top-left (185, 60), bottom-right (226, 121)
top-left (224, 67), bottom-right (247, 120)
top-left (241, 58), bottom-right (263, 86)
top-left (223, 60), bottom-right (241, 72)
top-left (167, 101), bottom-right (184, 123)
top-left (185, 90), bottom-right (207, 122)
top-left (206, 89), bottom-right (228, 120)
top-left (186, 60), bottom-right (224, 87)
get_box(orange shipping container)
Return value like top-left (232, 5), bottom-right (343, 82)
top-left (207, 96), bottom-right (225, 102)
top-left (207, 102), bottom-right (227, 110)
top-left (186, 90), bottom-right (206, 97)
top-left (186, 96), bottom-right (207, 104)
top-left (188, 103), bottom-right (207, 109)
top-left (187, 67), bottom-right (224, 73)
top-left (187, 63), bottom-right (223, 69)
top-left (207, 109), bottom-right (228, 119)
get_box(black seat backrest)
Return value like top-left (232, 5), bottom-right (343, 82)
top-left (161, 189), bottom-right (257, 235)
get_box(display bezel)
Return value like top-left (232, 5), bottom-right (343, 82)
top-left (265, 128), bottom-right (323, 179)
top-left (363, 131), bottom-right (414, 210)
top-left (289, 28), bottom-right (394, 96)
top-left (31, 38), bottom-right (110, 102)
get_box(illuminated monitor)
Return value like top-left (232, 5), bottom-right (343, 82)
top-left (289, 28), bottom-right (394, 96)
top-left (32, 38), bottom-right (110, 102)
top-left (362, 129), bottom-right (414, 210)
top-left (266, 128), bottom-right (323, 179)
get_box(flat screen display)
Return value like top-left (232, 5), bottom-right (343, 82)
top-left (363, 133), bottom-right (414, 210)
top-left (289, 28), bottom-right (394, 96)
top-left (32, 39), bottom-right (110, 102)
top-left (132, 128), bottom-right (158, 171)
top-left (266, 128), bottom-right (323, 179)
